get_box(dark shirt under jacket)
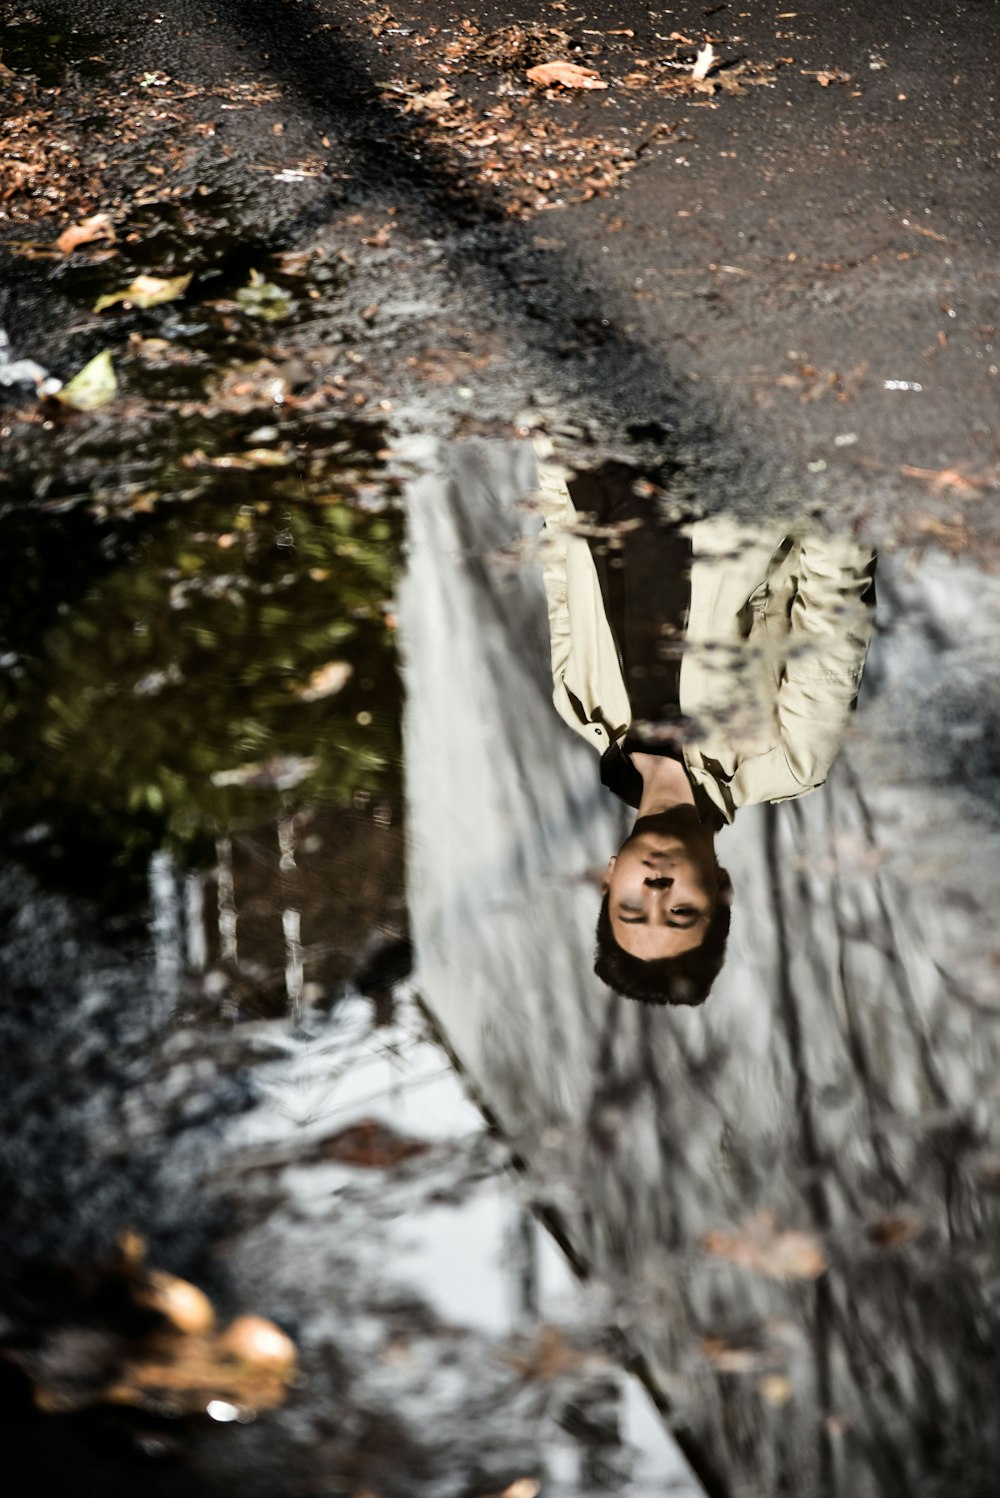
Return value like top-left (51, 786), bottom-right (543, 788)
top-left (573, 466), bottom-right (711, 817)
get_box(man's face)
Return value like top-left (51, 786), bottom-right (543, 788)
top-left (603, 809), bottom-right (722, 959)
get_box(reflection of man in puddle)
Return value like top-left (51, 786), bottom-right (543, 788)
top-left (536, 453), bottom-right (876, 1005)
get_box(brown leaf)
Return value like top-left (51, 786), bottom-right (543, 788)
top-left (900, 464), bottom-right (993, 498)
top-left (526, 60), bottom-right (608, 90)
top-left (703, 1210), bottom-right (827, 1279)
top-left (867, 1214), bottom-right (920, 1249)
top-left (905, 222), bottom-right (949, 244)
top-left (505, 1325), bottom-right (593, 1379)
top-left (5, 1237), bottom-right (295, 1417)
top-left (911, 515), bottom-right (971, 549)
top-left (363, 223), bottom-right (395, 248)
top-left (136, 1270), bottom-right (215, 1335)
top-left (310, 1119), bottom-right (430, 1168)
top-left (55, 214), bottom-right (116, 254)
top-left (803, 68), bottom-right (852, 86)
top-left (699, 1334), bottom-right (768, 1373)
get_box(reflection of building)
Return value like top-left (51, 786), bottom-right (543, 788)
top-left (401, 438), bottom-right (1000, 1498)
top-left (149, 797), bottom-right (406, 1022)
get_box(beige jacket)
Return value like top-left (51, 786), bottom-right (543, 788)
top-left (535, 458), bottom-right (876, 824)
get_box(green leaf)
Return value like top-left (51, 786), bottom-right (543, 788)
top-left (56, 350), bottom-right (118, 411)
top-left (235, 269), bottom-right (293, 322)
top-left (93, 273), bottom-right (193, 314)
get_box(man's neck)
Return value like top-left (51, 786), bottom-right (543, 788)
top-left (631, 751), bottom-right (696, 818)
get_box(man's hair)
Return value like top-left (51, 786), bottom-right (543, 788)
top-left (594, 878), bottom-right (732, 1006)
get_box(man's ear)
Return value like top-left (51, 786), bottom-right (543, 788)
top-left (715, 865), bottom-right (734, 907)
top-left (600, 854), bottom-right (617, 895)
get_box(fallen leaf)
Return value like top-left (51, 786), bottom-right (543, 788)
top-left (55, 350), bottom-right (118, 411)
top-left (3, 1236), bottom-right (295, 1417)
top-left (55, 214), bottom-right (116, 254)
top-left (216, 1316), bottom-right (296, 1370)
top-left (137, 1271), bottom-right (215, 1335)
top-left (900, 464), bottom-right (993, 498)
top-left (905, 222), bottom-right (949, 244)
top-left (700, 1336), bottom-right (762, 1373)
top-left (691, 43), bottom-right (716, 81)
top-left (867, 1214), bottom-right (920, 1249)
top-left (272, 246), bottom-right (318, 274)
top-left (237, 447), bottom-right (294, 468)
top-left (235, 269), bottom-right (293, 322)
top-left (505, 1325), bottom-right (593, 1379)
top-left (803, 68), bottom-right (852, 86)
top-left (526, 60), bottom-right (608, 90)
top-left (703, 1211), bottom-right (827, 1279)
top-left (759, 1374), bottom-right (793, 1406)
top-left (309, 1119), bottom-right (429, 1167)
top-left (292, 660), bottom-right (354, 701)
top-left (402, 84), bottom-right (456, 113)
top-left (911, 515), bottom-right (971, 549)
top-left (93, 272), bottom-right (193, 313)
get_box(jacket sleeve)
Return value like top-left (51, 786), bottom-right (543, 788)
top-left (533, 451), bottom-right (577, 706)
top-left (777, 534), bottom-right (877, 790)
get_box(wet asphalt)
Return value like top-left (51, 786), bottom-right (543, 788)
top-left (2, 4), bottom-right (1000, 1492)
top-left (9, 0), bottom-right (1000, 539)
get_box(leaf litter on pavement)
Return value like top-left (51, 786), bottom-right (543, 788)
top-left (364, 15), bottom-right (779, 216)
top-left (702, 1210), bottom-right (828, 1280)
top-left (3, 1232), bottom-right (296, 1418)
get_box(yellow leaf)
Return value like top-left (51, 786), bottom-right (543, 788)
top-left (93, 273), bottom-right (192, 313)
top-left (55, 350), bottom-right (118, 411)
top-left (402, 85), bottom-right (456, 113)
top-left (759, 1374), bottom-right (794, 1407)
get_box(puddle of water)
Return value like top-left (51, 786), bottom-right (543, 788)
top-left (0, 426), bottom-right (401, 921)
top-left (0, 26), bottom-right (117, 87)
top-left (7, 421), bottom-right (1000, 1497)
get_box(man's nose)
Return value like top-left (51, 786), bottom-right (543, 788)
top-left (644, 875), bottom-right (673, 889)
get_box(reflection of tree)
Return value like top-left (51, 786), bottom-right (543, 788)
top-left (0, 489), bottom-right (403, 907)
top-left (561, 789), bottom-right (1000, 1498)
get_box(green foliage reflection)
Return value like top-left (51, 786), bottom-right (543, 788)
top-left (0, 477), bottom-right (403, 905)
